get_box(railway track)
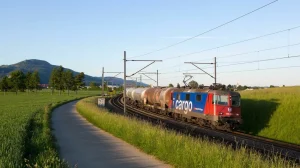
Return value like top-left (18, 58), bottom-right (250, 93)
top-left (108, 94), bottom-right (300, 162)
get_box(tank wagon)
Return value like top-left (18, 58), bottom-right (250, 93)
top-left (125, 87), bottom-right (242, 130)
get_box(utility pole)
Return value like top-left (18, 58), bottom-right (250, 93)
top-left (102, 68), bottom-right (122, 96)
top-left (214, 57), bottom-right (217, 85)
top-left (184, 57), bottom-right (217, 86)
top-left (140, 75), bottom-right (142, 87)
top-left (102, 67), bottom-right (104, 96)
top-left (157, 70), bottom-right (158, 87)
top-left (136, 78), bottom-right (138, 88)
top-left (123, 51), bottom-right (126, 115)
top-left (123, 51), bottom-right (162, 115)
top-left (138, 71), bottom-right (160, 87)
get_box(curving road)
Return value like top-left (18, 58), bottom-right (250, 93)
top-left (52, 101), bottom-right (171, 168)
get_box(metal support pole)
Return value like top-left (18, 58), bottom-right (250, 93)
top-left (102, 67), bottom-right (104, 96)
top-left (123, 51), bottom-right (126, 115)
top-left (136, 78), bottom-right (138, 88)
top-left (214, 57), bottom-right (217, 85)
top-left (156, 70), bottom-right (158, 87)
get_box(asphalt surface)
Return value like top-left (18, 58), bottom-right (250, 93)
top-left (52, 101), bottom-right (171, 168)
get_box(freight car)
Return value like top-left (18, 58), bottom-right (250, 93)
top-left (125, 87), bottom-right (242, 131)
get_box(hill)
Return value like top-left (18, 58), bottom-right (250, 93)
top-left (0, 59), bottom-right (148, 86)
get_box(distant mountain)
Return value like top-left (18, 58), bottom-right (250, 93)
top-left (0, 59), bottom-right (148, 86)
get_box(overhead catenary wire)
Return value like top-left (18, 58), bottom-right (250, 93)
top-left (159, 38), bottom-right (300, 70)
top-left (129, 0), bottom-right (278, 59)
top-left (158, 65), bottom-right (300, 81)
top-left (218, 65), bottom-right (300, 74)
top-left (159, 53), bottom-right (300, 75)
top-left (157, 26), bottom-right (300, 71)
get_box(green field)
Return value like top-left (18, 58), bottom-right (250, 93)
top-left (240, 86), bottom-right (300, 145)
top-left (76, 97), bottom-right (296, 168)
top-left (0, 91), bottom-right (99, 168)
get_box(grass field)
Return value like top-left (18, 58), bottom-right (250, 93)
top-left (240, 86), bottom-right (300, 145)
top-left (76, 97), bottom-right (296, 168)
top-left (0, 90), bottom-right (99, 167)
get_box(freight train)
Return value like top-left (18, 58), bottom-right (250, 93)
top-left (125, 87), bottom-right (242, 131)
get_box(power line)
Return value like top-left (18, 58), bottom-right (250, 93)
top-left (164, 26), bottom-right (300, 60)
top-left (129, 0), bottom-right (278, 59)
top-left (157, 26), bottom-right (300, 71)
top-left (200, 42), bottom-right (300, 61)
top-left (218, 65), bottom-right (300, 74)
top-left (159, 53), bottom-right (300, 75)
top-left (218, 55), bottom-right (300, 67)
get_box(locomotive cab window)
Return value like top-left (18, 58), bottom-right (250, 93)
top-left (231, 96), bottom-right (240, 107)
top-left (196, 94), bottom-right (201, 102)
top-left (186, 94), bottom-right (190, 101)
top-left (213, 95), bottom-right (229, 106)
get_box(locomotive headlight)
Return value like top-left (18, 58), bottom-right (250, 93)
top-left (228, 107), bottom-right (232, 113)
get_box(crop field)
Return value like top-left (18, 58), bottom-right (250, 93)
top-left (76, 97), bottom-right (296, 168)
top-left (240, 86), bottom-right (300, 145)
top-left (0, 91), bottom-right (99, 167)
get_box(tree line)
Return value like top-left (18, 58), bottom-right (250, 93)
top-left (0, 66), bottom-right (85, 95)
top-left (168, 80), bottom-right (250, 91)
top-left (0, 70), bottom-right (40, 95)
top-left (49, 66), bottom-right (85, 95)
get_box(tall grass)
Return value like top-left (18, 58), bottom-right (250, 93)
top-left (240, 86), bottom-right (300, 145)
top-left (76, 97), bottom-right (296, 168)
top-left (0, 91), bottom-right (99, 167)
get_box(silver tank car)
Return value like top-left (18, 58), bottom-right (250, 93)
top-left (126, 88), bottom-right (135, 98)
top-left (131, 88), bottom-right (149, 104)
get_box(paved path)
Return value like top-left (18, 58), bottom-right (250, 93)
top-left (52, 101), bottom-right (171, 168)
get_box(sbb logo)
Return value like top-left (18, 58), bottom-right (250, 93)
top-left (173, 98), bottom-right (193, 114)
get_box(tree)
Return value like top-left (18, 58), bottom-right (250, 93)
top-left (199, 84), bottom-right (204, 89)
top-left (74, 72), bottom-right (85, 94)
top-left (0, 76), bottom-right (9, 95)
top-left (89, 82), bottom-right (97, 90)
top-left (31, 71), bottom-right (40, 92)
top-left (56, 66), bottom-right (65, 95)
top-left (168, 83), bottom-right (174, 87)
top-left (63, 70), bottom-right (74, 95)
top-left (270, 85), bottom-right (275, 88)
top-left (49, 68), bottom-right (58, 95)
top-left (25, 71), bottom-right (33, 94)
top-left (188, 80), bottom-right (198, 89)
top-left (237, 85), bottom-right (243, 91)
top-left (10, 70), bottom-right (26, 94)
top-left (49, 66), bottom-right (65, 95)
top-left (177, 83), bottom-right (180, 88)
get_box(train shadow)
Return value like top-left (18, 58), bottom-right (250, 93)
top-left (240, 98), bottom-right (279, 135)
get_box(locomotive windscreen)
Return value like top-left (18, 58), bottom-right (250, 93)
top-left (213, 95), bottom-right (229, 105)
top-left (231, 96), bottom-right (240, 107)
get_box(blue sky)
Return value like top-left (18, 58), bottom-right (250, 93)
top-left (1, 0), bottom-right (300, 86)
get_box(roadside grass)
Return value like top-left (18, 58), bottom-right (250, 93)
top-left (0, 91), bottom-right (99, 167)
top-left (240, 86), bottom-right (300, 145)
top-left (76, 97), bottom-right (296, 168)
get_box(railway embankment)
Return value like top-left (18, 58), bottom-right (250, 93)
top-left (76, 96), bottom-right (297, 168)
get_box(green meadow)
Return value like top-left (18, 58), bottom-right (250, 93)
top-left (240, 86), bottom-right (300, 145)
top-left (0, 91), bottom-right (99, 168)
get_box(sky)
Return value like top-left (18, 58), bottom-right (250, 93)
top-left (1, 0), bottom-right (300, 87)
